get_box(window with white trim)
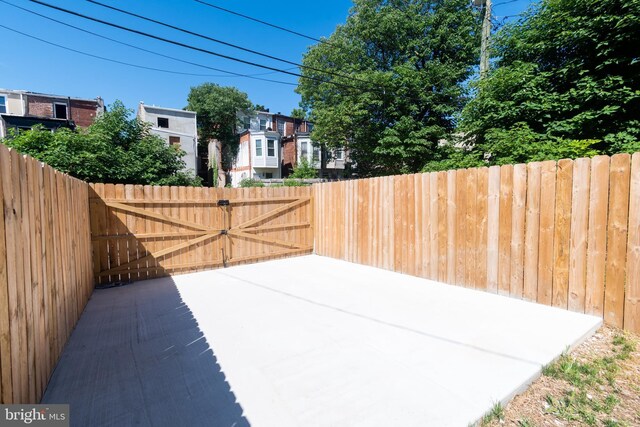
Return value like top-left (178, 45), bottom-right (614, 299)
top-left (300, 141), bottom-right (308, 158)
top-left (259, 119), bottom-right (267, 131)
top-left (312, 146), bottom-right (320, 162)
top-left (267, 139), bottom-right (275, 157)
top-left (255, 139), bottom-right (263, 156)
top-left (0, 96), bottom-right (6, 114)
top-left (335, 149), bottom-right (344, 160)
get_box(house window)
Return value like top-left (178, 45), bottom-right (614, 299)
top-left (265, 173), bottom-right (273, 179)
top-left (312, 146), bottom-right (320, 162)
top-left (157, 117), bottom-right (169, 128)
top-left (277, 119), bottom-right (284, 134)
top-left (300, 141), bottom-right (308, 158)
top-left (169, 136), bottom-right (180, 147)
top-left (335, 149), bottom-right (344, 160)
top-left (243, 116), bottom-right (250, 129)
top-left (0, 96), bottom-right (6, 114)
top-left (54, 103), bottom-right (68, 119)
top-left (267, 139), bottom-right (275, 157)
top-left (259, 119), bottom-right (267, 131)
top-left (255, 139), bottom-right (263, 156)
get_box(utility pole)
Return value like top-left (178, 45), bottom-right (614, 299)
top-left (479, 0), bottom-right (492, 78)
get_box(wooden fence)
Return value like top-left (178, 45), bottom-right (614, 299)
top-left (314, 153), bottom-right (640, 334)
top-left (0, 145), bottom-right (93, 403)
top-left (89, 185), bottom-right (313, 284)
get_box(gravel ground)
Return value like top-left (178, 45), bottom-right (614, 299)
top-left (484, 326), bottom-right (640, 427)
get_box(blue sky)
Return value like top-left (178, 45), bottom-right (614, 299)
top-left (0, 0), bottom-right (533, 116)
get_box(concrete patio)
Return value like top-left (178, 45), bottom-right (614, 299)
top-left (42, 255), bottom-right (602, 426)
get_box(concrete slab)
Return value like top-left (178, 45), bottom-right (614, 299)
top-left (43, 255), bottom-right (602, 426)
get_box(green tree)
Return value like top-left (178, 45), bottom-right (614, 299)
top-left (290, 107), bottom-right (307, 120)
top-left (296, 0), bottom-right (481, 176)
top-left (3, 101), bottom-right (201, 185)
top-left (458, 0), bottom-right (640, 165)
top-left (186, 83), bottom-right (252, 173)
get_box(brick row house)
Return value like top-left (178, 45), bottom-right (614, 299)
top-left (229, 109), bottom-right (346, 186)
top-left (0, 88), bottom-right (104, 138)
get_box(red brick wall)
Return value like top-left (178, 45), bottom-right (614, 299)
top-left (70, 100), bottom-right (100, 127)
top-left (281, 137), bottom-right (297, 176)
top-left (26, 96), bottom-right (101, 127)
top-left (27, 96), bottom-right (53, 118)
top-left (284, 122), bottom-right (295, 135)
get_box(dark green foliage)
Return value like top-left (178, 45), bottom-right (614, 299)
top-left (297, 0), bottom-right (481, 176)
top-left (186, 83), bottom-right (252, 171)
top-left (456, 0), bottom-right (640, 167)
top-left (3, 101), bottom-right (200, 186)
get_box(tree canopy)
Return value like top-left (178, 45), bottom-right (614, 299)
top-left (449, 0), bottom-right (640, 168)
top-left (186, 83), bottom-right (252, 172)
top-left (297, 0), bottom-right (481, 176)
top-left (2, 101), bottom-right (200, 186)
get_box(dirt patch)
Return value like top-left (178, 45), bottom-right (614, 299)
top-left (482, 326), bottom-right (640, 427)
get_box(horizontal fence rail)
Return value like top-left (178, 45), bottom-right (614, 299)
top-left (0, 144), bottom-right (93, 403)
top-left (89, 185), bottom-right (313, 283)
top-left (313, 153), bottom-right (640, 334)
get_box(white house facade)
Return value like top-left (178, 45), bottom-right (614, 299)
top-left (230, 110), bottom-right (282, 185)
top-left (137, 102), bottom-right (199, 176)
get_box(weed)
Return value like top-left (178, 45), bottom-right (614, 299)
top-left (612, 334), bottom-right (636, 360)
top-left (481, 402), bottom-right (504, 426)
top-left (603, 419), bottom-right (628, 427)
top-left (516, 418), bottom-right (535, 427)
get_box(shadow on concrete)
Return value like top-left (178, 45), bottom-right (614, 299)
top-left (41, 275), bottom-right (250, 427)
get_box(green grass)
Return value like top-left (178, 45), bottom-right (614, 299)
top-left (480, 402), bottom-right (504, 426)
top-left (540, 334), bottom-right (636, 426)
top-left (516, 418), bottom-right (535, 427)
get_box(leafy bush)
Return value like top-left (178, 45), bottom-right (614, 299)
top-left (289, 157), bottom-right (318, 179)
top-left (238, 178), bottom-right (264, 187)
top-left (2, 100), bottom-right (201, 186)
top-left (283, 179), bottom-right (310, 187)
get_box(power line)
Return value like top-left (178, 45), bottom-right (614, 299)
top-left (493, 0), bottom-right (525, 7)
top-left (0, 0), bottom-right (295, 84)
top-left (87, 0), bottom-right (362, 86)
top-left (0, 23), bottom-right (294, 82)
top-left (193, 0), bottom-right (331, 46)
top-left (27, 0), bottom-right (371, 93)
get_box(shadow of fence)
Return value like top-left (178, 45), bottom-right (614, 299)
top-left (41, 275), bottom-right (250, 427)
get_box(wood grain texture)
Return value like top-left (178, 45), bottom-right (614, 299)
top-left (498, 165), bottom-right (513, 296)
top-left (568, 158), bottom-right (590, 312)
top-left (510, 164), bottom-right (527, 298)
top-left (624, 153), bottom-right (640, 333)
top-left (538, 161), bottom-right (557, 305)
top-left (523, 162), bottom-right (541, 302)
top-left (0, 147), bottom-right (93, 403)
top-left (604, 154), bottom-right (631, 328)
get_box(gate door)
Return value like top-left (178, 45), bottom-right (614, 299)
top-left (89, 185), bottom-right (314, 284)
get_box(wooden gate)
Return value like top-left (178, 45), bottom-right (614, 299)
top-left (89, 184), bottom-right (313, 284)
